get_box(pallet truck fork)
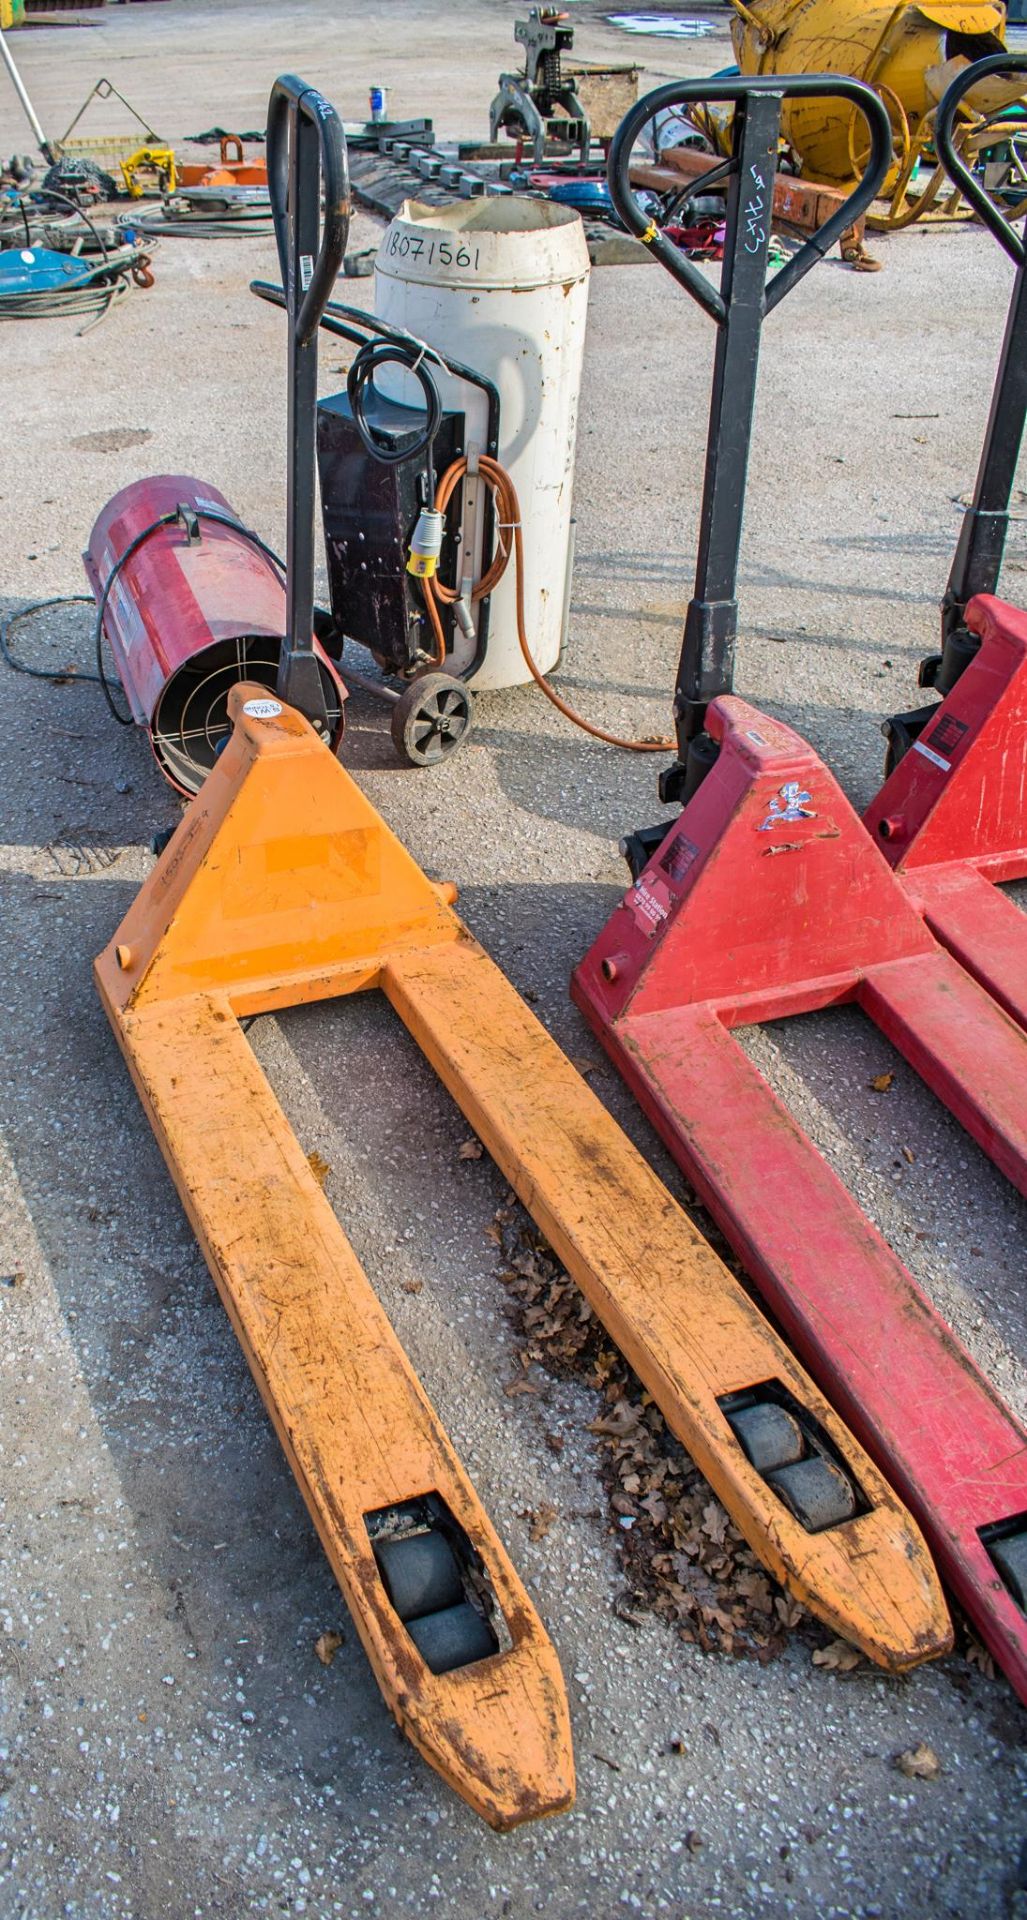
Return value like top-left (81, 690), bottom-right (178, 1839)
top-left (863, 54), bottom-right (1027, 1036)
top-left (92, 72), bottom-right (954, 1785)
top-left (572, 73), bottom-right (1027, 1702)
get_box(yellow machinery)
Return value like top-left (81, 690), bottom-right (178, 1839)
top-left (729, 0), bottom-right (1027, 225)
top-left (119, 144), bottom-right (177, 198)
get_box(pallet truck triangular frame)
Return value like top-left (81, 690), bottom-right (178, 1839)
top-left (95, 74), bottom-right (951, 1823)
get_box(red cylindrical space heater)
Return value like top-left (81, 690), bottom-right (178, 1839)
top-left (84, 473), bottom-right (345, 796)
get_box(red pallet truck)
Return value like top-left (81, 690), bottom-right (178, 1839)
top-left (572, 71), bottom-right (1027, 1701)
top-left (863, 53), bottom-right (1027, 1033)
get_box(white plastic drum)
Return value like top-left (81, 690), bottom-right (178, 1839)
top-left (374, 197), bottom-right (590, 690)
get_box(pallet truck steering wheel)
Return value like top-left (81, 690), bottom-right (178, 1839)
top-left (266, 73), bottom-right (351, 732)
top-left (607, 74), bottom-right (892, 811)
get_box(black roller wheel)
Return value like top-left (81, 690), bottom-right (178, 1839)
top-left (406, 1601), bottom-right (498, 1675)
top-left (766, 1456), bottom-right (858, 1532)
top-left (374, 1530), bottom-right (464, 1622)
top-left (990, 1530), bottom-right (1027, 1611)
top-left (390, 673), bottom-right (473, 767)
top-left (728, 1402), bottom-right (805, 1475)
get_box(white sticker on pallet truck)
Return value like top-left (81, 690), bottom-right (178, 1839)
top-left (243, 698), bottom-right (283, 719)
top-left (912, 739), bottom-right (951, 772)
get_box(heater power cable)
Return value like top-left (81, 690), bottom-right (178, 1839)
top-left (1, 508), bottom-right (286, 721)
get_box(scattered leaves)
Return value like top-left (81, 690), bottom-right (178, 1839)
top-left (812, 1637), bottom-right (863, 1673)
top-left (965, 1634), bottom-right (996, 1679)
top-left (870, 1072), bottom-right (894, 1093)
top-left (893, 1742), bottom-right (941, 1781)
top-left (314, 1630), bottom-right (344, 1667)
top-left (306, 1151), bottom-right (330, 1188)
top-left (457, 1138), bottom-right (484, 1161)
top-left (523, 1502), bottom-right (558, 1543)
top-left (491, 1205), bottom-right (808, 1661)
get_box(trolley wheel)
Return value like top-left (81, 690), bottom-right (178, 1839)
top-left (766, 1456), bottom-right (858, 1532)
top-left (374, 1530), bottom-right (464, 1622)
top-left (728, 1402), bottom-right (806, 1475)
top-left (390, 673), bottom-right (473, 767)
top-left (406, 1601), bottom-right (498, 1675)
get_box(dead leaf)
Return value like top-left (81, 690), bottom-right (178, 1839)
top-left (894, 1742), bottom-right (941, 1781)
top-left (307, 1150), bottom-right (330, 1188)
top-left (570, 1056), bottom-right (600, 1079)
top-left (965, 1635), bottom-right (995, 1678)
top-left (457, 1138), bottom-right (483, 1161)
top-left (686, 1830), bottom-right (703, 1853)
top-left (812, 1638), bottom-right (863, 1673)
top-left (314, 1630), bottom-right (344, 1667)
top-left (504, 1377), bottom-right (539, 1396)
top-left (901, 1146), bottom-right (915, 1164)
top-left (1, 1272), bottom-right (24, 1289)
top-left (525, 1502), bottom-right (558, 1543)
top-left (870, 1072), bottom-right (894, 1093)
top-left (402, 1278), bottom-right (423, 1295)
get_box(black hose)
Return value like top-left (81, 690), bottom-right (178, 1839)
top-left (346, 336), bottom-right (443, 492)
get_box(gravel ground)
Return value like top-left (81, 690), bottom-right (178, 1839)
top-left (2, 3), bottom-right (1026, 1917)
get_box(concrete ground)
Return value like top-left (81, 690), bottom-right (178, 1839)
top-left (1, 2), bottom-right (1026, 1916)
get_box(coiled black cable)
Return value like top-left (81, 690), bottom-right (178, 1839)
top-left (346, 337), bottom-right (443, 495)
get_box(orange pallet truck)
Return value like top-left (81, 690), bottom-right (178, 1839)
top-left (92, 76), bottom-right (951, 1822)
top-left (573, 73), bottom-right (1027, 1704)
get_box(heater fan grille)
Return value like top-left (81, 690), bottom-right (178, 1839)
top-left (151, 633), bottom-right (343, 795)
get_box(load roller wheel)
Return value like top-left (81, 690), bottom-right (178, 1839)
top-left (408, 1601), bottom-right (498, 1675)
top-left (990, 1531), bottom-right (1027, 1611)
top-left (391, 673), bottom-right (473, 767)
top-left (727, 1402), bottom-right (805, 1474)
top-left (374, 1529), bottom-right (464, 1622)
top-left (767, 1456), bottom-right (858, 1533)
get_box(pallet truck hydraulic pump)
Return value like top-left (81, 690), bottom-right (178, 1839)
top-left (572, 73), bottom-right (1027, 1703)
top-left (92, 75), bottom-right (955, 1800)
top-left (863, 53), bottom-right (1027, 1035)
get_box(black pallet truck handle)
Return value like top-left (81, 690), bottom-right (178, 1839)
top-left (935, 52), bottom-right (1027, 268)
top-left (267, 73), bottom-right (351, 341)
top-left (607, 74), bottom-right (891, 808)
top-left (924, 51), bottom-right (1027, 669)
top-left (607, 73), bottom-right (892, 322)
top-left (265, 74), bottom-right (351, 727)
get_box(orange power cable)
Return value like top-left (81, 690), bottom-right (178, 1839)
top-left (422, 454), bottom-right (672, 753)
